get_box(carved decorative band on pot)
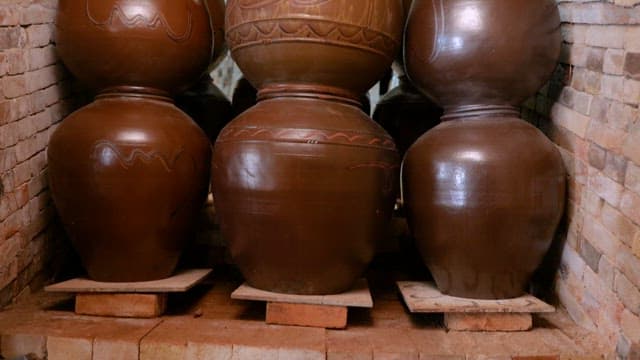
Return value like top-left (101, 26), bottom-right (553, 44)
top-left (403, 0), bottom-right (566, 299)
top-left (49, 0), bottom-right (225, 282)
top-left (213, 0), bottom-right (405, 295)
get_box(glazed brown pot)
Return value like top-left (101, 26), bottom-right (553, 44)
top-left (49, 94), bottom-right (211, 282)
top-left (215, 0), bottom-right (404, 294)
top-left (176, 75), bottom-right (233, 142)
top-left (50, 0), bottom-right (220, 282)
top-left (56, 0), bottom-right (220, 94)
top-left (214, 97), bottom-right (398, 294)
top-left (402, 0), bottom-right (566, 299)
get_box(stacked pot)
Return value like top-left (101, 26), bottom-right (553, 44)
top-left (49, 0), bottom-right (226, 282)
top-left (50, 0), bottom-right (566, 301)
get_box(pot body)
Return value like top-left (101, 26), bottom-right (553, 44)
top-left (213, 97), bottom-right (399, 294)
top-left (403, 0), bottom-right (565, 299)
top-left (56, 0), bottom-right (215, 94)
top-left (48, 95), bottom-right (211, 282)
top-left (404, 117), bottom-right (565, 299)
top-left (226, 0), bottom-right (404, 96)
top-left (405, 0), bottom-right (561, 110)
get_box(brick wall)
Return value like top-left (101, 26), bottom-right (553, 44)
top-left (522, 0), bottom-right (640, 357)
top-left (0, 0), bottom-right (72, 308)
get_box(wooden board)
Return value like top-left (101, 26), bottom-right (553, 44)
top-left (266, 302), bottom-right (348, 329)
top-left (231, 279), bottom-right (373, 308)
top-left (76, 293), bottom-right (167, 318)
top-left (397, 281), bottom-right (555, 314)
top-left (45, 269), bottom-right (212, 293)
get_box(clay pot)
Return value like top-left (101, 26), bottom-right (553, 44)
top-left (176, 75), bottom-right (233, 142)
top-left (226, 0), bottom-right (404, 99)
top-left (403, 0), bottom-right (565, 299)
top-left (373, 76), bottom-right (442, 157)
top-left (50, 0), bottom-right (219, 282)
top-left (214, 97), bottom-right (398, 294)
top-left (405, 0), bottom-right (561, 113)
top-left (56, 0), bottom-right (219, 94)
top-left (48, 94), bottom-right (211, 282)
top-left (215, 0), bottom-right (404, 294)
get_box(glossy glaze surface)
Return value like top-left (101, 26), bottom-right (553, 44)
top-left (404, 117), bottom-right (565, 299)
top-left (49, 95), bottom-right (211, 282)
top-left (56, 0), bottom-right (219, 94)
top-left (405, 0), bottom-right (561, 111)
top-left (213, 97), bottom-right (399, 294)
top-left (403, 0), bottom-right (565, 299)
top-left (226, 0), bottom-right (404, 98)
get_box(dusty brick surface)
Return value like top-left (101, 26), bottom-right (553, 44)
top-left (0, 0), bottom-right (72, 309)
top-left (521, 0), bottom-right (640, 355)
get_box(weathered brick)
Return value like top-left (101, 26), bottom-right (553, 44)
top-left (0, 333), bottom-right (47, 359)
top-left (0, 26), bottom-right (26, 50)
top-left (48, 336), bottom-right (93, 360)
top-left (615, 271), bottom-right (640, 316)
top-left (587, 144), bottom-right (606, 170)
top-left (603, 151), bottom-right (628, 184)
top-left (623, 124), bottom-right (640, 166)
top-left (600, 203), bottom-right (637, 248)
top-left (620, 190), bottom-right (640, 225)
top-left (604, 49), bottom-right (625, 75)
top-left (625, 52), bottom-right (640, 80)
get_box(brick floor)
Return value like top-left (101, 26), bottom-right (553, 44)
top-left (0, 275), bottom-right (614, 359)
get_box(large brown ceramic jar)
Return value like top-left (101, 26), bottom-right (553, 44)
top-left (403, 0), bottom-right (566, 299)
top-left (49, 95), bottom-right (211, 281)
top-left (50, 0), bottom-right (221, 282)
top-left (214, 0), bottom-right (404, 295)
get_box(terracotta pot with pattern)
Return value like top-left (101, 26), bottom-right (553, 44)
top-left (49, 0), bottom-right (221, 281)
top-left (213, 0), bottom-right (405, 294)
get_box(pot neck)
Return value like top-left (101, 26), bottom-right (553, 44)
top-left (441, 105), bottom-right (520, 121)
top-left (257, 83), bottom-right (362, 107)
top-left (97, 86), bottom-right (173, 103)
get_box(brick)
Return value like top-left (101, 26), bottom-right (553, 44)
top-left (185, 342), bottom-right (233, 360)
top-left (140, 338), bottom-right (187, 360)
top-left (627, 27), bottom-right (640, 52)
top-left (0, 26), bottom-right (26, 50)
top-left (586, 121), bottom-right (626, 152)
top-left (598, 256), bottom-right (616, 289)
top-left (582, 215), bottom-right (621, 261)
top-left (585, 47), bottom-right (605, 72)
top-left (1, 74), bottom-right (28, 99)
top-left (444, 313), bottom-right (532, 332)
top-left (25, 24), bottom-right (52, 48)
top-left (0, 6), bottom-right (19, 26)
top-left (48, 336), bottom-right (93, 360)
top-left (588, 169), bottom-right (624, 206)
top-left (623, 79), bottom-right (640, 105)
top-left (93, 339), bottom-right (139, 360)
top-left (626, 52), bottom-right (640, 80)
top-left (579, 237), bottom-right (601, 273)
top-left (620, 190), bottom-right (640, 225)
top-left (266, 302), bottom-right (348, 329)
top-left (615, 271), bottom-right (640, 316)
top-left (586, 25), bottom-right (625, 49)
top-left (621, 310), bottom-right (640, 343)
top-left (75, 293), bottom-right (168, 318)
top-left (601, 75), bottom-right (624, 101)
top-left (20, 4), bottom-right (56, 25)
top-left (633, 232), bottom-right (640, 259)
top-left (626, 162), bottom-right (640, 195)
top-left (600, 203), bottom-right (637, 248)
top-left (587, 144), bottom-right (606, 170)
top-left (606, 101), bottom-right (636, 131)
top-left (0, 333), bottom-right (46, 359)
top-left (604, 49), bottom-right (625, 75)
top-left (603, 151), bottom-right (628, 184)
top-left (551, 103), bottom-right (591, 138)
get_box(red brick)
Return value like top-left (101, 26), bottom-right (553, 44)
top-left (47, 336), bottom-right (93, 360)
top-left (0, 26), bottom-right (25, 50)
top-left (625, 52), bottom-right (640, 80)
top-left (444, 313), bottom-right (533, 332)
